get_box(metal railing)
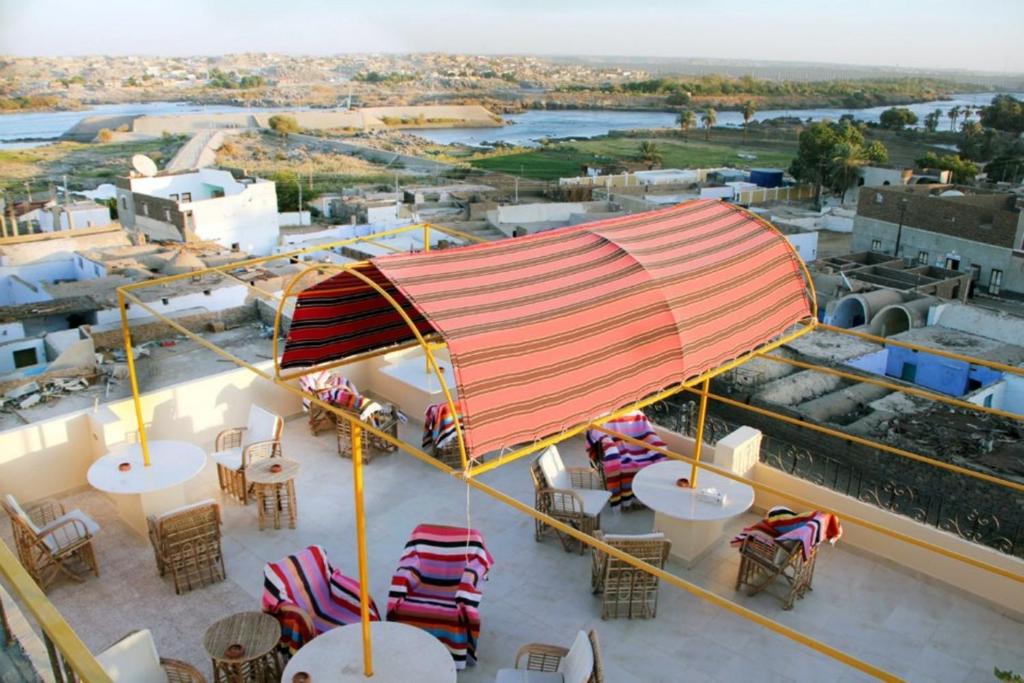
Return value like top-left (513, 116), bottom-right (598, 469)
top-left (0, 539), bottom-right (110, 683)
top-left (646, 397), bottom-right (1024, 559)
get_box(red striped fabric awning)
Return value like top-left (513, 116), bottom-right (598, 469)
top-left (282, 200), bottom-right (812, 459)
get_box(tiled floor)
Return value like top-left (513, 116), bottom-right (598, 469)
top-left (4, 418), bottom-right (1022, 682)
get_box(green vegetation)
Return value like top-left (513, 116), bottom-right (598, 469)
top-left (268, 115), bottom-right (300, 136)
top-left (916, 152), bottom-right (979, 183)
top-left (701, 108), bottom-right (717, 141)
top-left (878, 107), bottom-right (919, 130)
top-left (790, 121), bottom-right (888, 205)
top-left (741, 101), bottom-right (756, 141)
top-left (558, 75), bottom-right (969, 108)
top-left (637, 141), bottom-right (662, 166)
top-left (0, 137), bottom-right (188, 193)
top-left (469, 131), bottom-right (798, 180)
top-left (208, 68), bottom-right (265, 89)
top-left (923, 108), bottom-right (942, 132)
top-left (352, 71), bottom-right (417, 84)
top-left (677, 110), bottom-right (696, 139)
top-left (980, 94), bottom-right (1024, 133)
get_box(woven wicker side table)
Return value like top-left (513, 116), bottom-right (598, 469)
top-left (244, 458), bottom-right (299, 531)
top-left (203, 611), bottom-right (281, 683)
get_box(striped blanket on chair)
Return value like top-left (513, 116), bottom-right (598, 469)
top-left (731, 507), bottom-right (843, 560)
top-left (299, 371), bottom-right (354, 411)
top-left (262, 545), bottom-right (380, 655)
top-left (586, 411), bottom-right (667, 507)
top-left (386, 524), bottom-right (495, 669)
top-left (423, 403), bottom-right (463, 450)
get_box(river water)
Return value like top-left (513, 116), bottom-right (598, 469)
top-left (1, 92), bottom-right (1020, 150)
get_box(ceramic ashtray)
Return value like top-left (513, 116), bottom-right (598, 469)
top-left (292, 673), bottom-right (311, 683)
top-left (675, 477), bottom-right (690, 488)
top-left (270, 463), bottom-right (283, 473)
top-left (224, 643), bottom-right (245, 659)
top-left (118, 462), bottom-right (132, 472)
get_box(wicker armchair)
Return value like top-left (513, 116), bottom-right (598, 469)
top-left (591, 531), bottom-right (670, 619)
top-left (213, 405), bottom-right (283, 503)
top-left (147, 500), bottom-right (225, 595)
top-left (337, 403), bottom-right (400, 463)
top-left (530, 447), bottom-right (611, 554)
top-left (735, 534), bottom-right (818, 610)
top-left (97, 629), bottom-right (206, 683)
top-left (2, 494), bottom-right (99, 591)
top-left (498, 630), bottom-right (604, 683)
top-left (433, 438), bottom-right (462, 467)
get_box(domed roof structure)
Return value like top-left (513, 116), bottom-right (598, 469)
top-left (161, 251), bottom-right (205, 275)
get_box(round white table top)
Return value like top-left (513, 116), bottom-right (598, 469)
top-left (87, 440), bottom-right (207, 494)
top-left (282, 621), bottom-right (456, 682)
top-left (632, 461), bottom-right (755, 522)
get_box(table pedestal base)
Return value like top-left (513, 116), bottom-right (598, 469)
top-left (108, 485), bottom-right (188, 537)
top-left (653, 511), bottom-right (725, 569)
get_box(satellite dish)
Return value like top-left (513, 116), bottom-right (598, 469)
top-left (131, 154), bottom-right (158, 177)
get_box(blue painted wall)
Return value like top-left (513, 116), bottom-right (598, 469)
top-left (846, 347), bottom-right (1003, 397)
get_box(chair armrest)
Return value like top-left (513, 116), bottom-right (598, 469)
top-left (25, 499), bottom-right (64, 527)
top-left (515, 643), bottom-right (569, 671)
top-left (215, 427), bottom-right (245, 451)
top-left (541, 487), bottom-right (586, 515)
top-left (242, 439), bottom-right (281, 467)
top-left (567, 467), bottom-right (602, 490)
top-left (38, 516), bottom-right (92, 544)
top-left (161, 657), bottom-right (207, 683)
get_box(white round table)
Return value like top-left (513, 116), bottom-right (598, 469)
top-left (633, 460), bottom-right (755, 568)
top-left (87, 440), bottom-right (208, 537)
top-left (282, 621), bottom-right (456, 682)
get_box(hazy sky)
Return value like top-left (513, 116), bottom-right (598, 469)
top-left (1, 0), bottom-right (1022, 73)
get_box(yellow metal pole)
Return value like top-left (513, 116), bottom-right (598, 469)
top-left (117, 289), bottom-right (152, 467)
top-left (423, 223), bottom-right (431, 253)
top-left (350, 420), bottom-right (374, 677)
top-left (689, 378), bottom-right (710, 487)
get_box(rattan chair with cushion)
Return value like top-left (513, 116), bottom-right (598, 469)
top-left (530, 447), bottom-right (611, 554)
top-left (299, 371), bottom-right (354, 435)
top-left (97, 629), bottom-right (206, 683)
top-left (213, 404), bottom-right (283, 503)
top-left (735, 533), bottom-right (818, 610)
top-left (496, 629), bottom-right (604, 683)
top-left (591, 531), bottom-right (670, 619)
top-left (2, 494), bottom-right (99, 591)
top-left (147, 499), bottom-right (225, 595)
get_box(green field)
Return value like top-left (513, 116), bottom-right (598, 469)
top-left (469, 129), bottom-right (798, 180)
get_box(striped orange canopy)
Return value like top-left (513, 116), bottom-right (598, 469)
top-left (283, 200), bottom-right (812, 459)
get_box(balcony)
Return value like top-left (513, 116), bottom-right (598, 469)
top-left (0, 353), bottom-right (1021, 682)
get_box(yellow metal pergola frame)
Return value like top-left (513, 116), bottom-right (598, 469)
top-left (111, 221), bottom-right (1024, 683)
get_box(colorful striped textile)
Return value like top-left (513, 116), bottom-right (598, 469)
top-left (262, 545), bottom-right (380, 655)
top-left (422, 402), bottom-right (464, 450)
top-left (386, 524), bottom-right (495, 669)
top-left (731, 506), bottom-right (843, 560)
top-left (586, 411), bottom-right (668, 507)
top-left (298, 371), bottom-right (354, 411)
top-left (282, 200), bottom-right (813, 460)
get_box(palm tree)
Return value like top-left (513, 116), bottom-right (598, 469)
top-left (923, 110), bottom-right (941, 133)
top-left (701, 108), bottom-right (717, 141)
top-left (741, 101), bottom-right (756, 141)
top-left (961, 106), bottom-right (973, 124)
top-left (947, 106), bottom-right (961, 131)
top-left (638, 141), bottom-right (662, 168)
top-left (677, 110), bottom-right (696, 140)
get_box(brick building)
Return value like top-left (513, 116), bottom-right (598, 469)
top-left (852, 185), bottom-right (1024, 296)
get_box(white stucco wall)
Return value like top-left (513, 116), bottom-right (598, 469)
top-left (0, 337), bottom-right (46, 374)
top-left (785, 232), bottom-right (818, 262)
top-left (93, 283), bottom-right (250, 325)
top-left (39, 206), bottom-right (112, 232)
top-left (185, 181), bottom-right (279, 255)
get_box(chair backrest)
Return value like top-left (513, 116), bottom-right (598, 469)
top-left (398, 524), bottom-right (494, 590)
top-left (558, 630), bottom-right (594, 683)
top-left (244, 404), bottom-right (282, 449)
top-left (153, 500), bottom-right (220, 550)
top-left (96, 629), bottom-right (166, 683)
top-left (538, 446), bottom-right (570, 490)
top-left (588, 630), bottom-right (604, 683)
top-left (2, 494), bottom-right (40, 534)
top-left (603, 532), bottom-right (670, 568)
top-left (263, 545), bottom-right (373, 633)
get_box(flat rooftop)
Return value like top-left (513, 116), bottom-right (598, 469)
top-left (2, 418), bottom-right (1018, 682)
